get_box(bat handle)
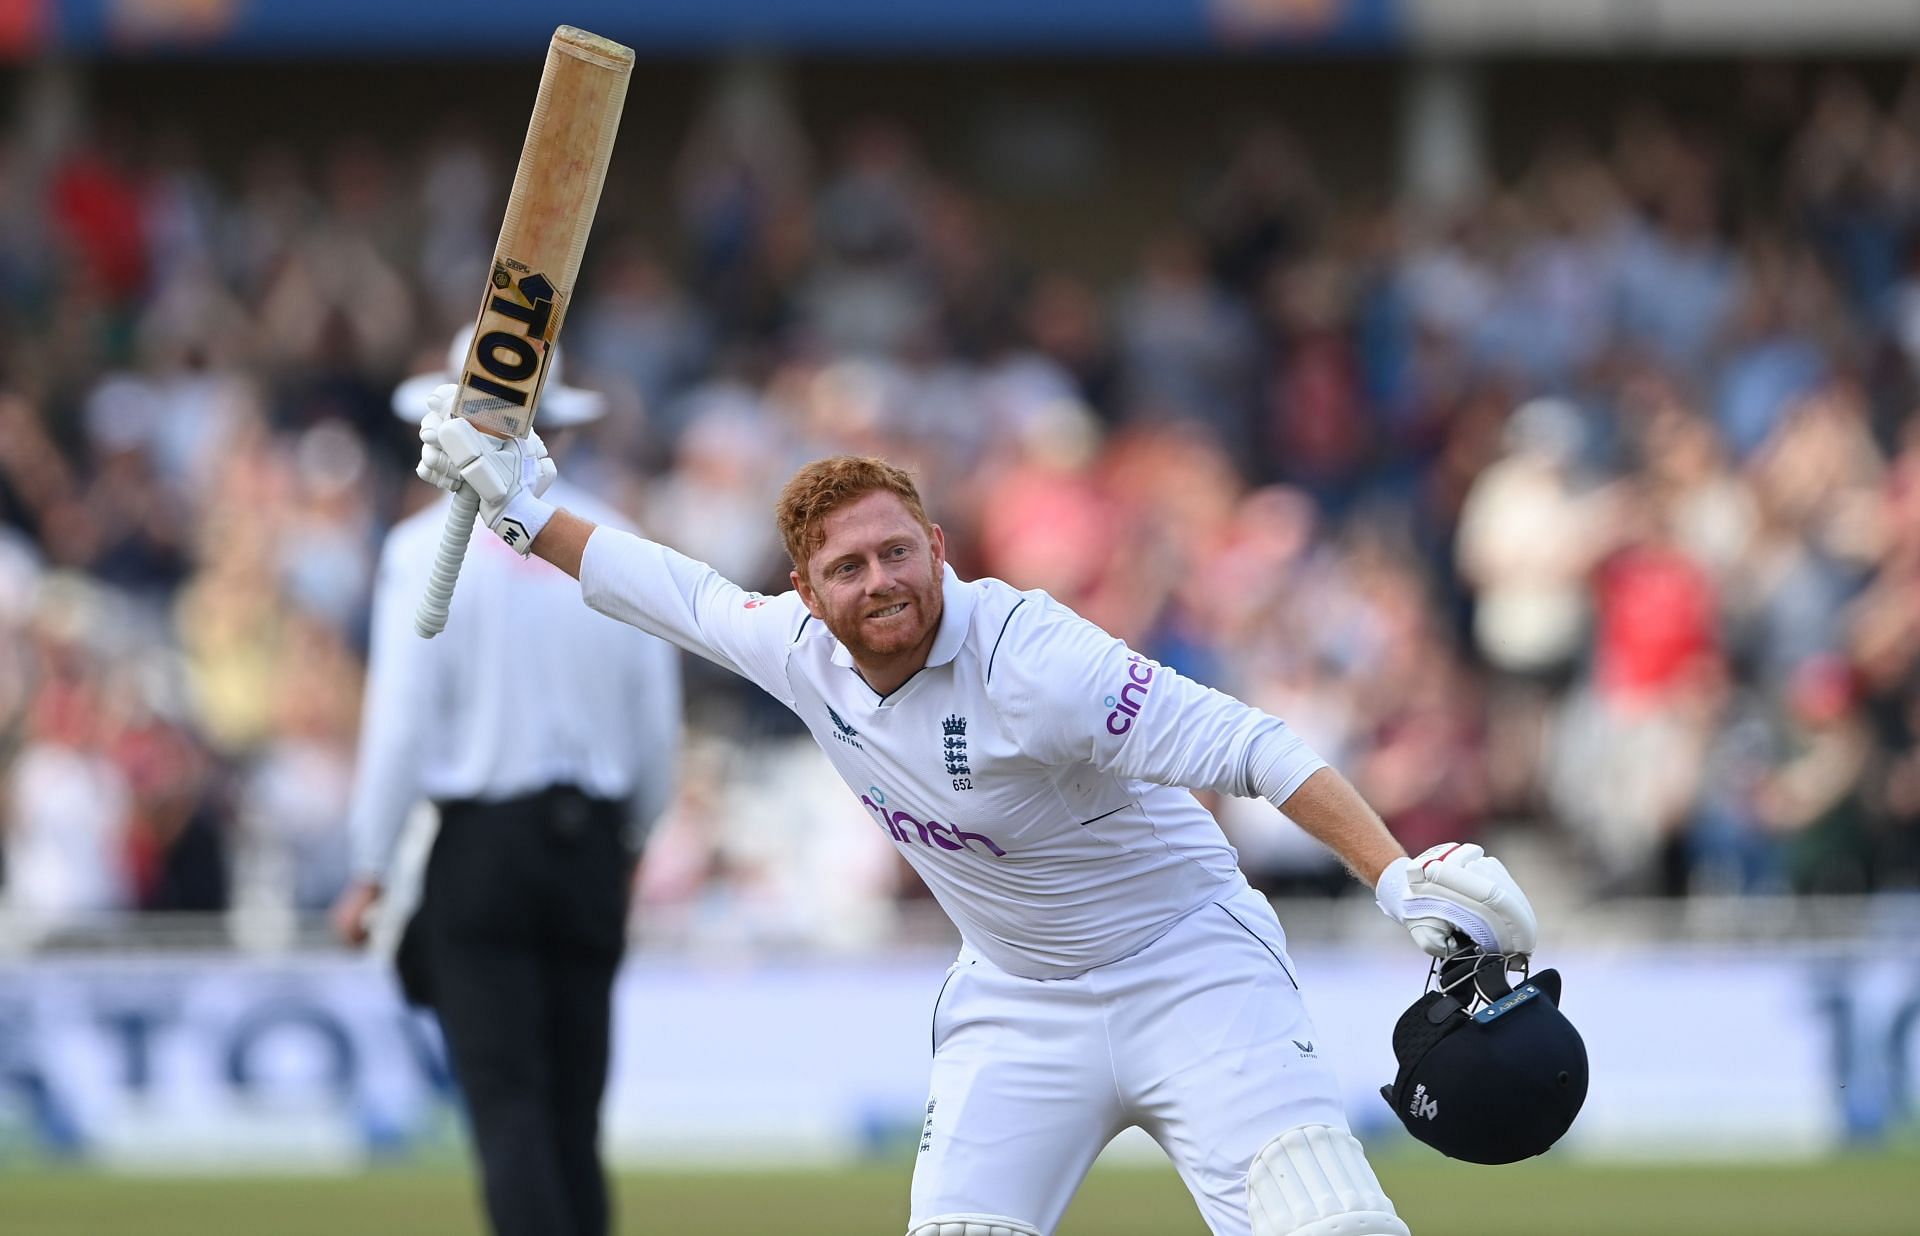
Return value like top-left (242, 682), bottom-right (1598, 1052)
top-left (416, 485), bottom-right (481, 638)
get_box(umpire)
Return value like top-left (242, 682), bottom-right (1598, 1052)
top-left (332, 331), bottom-right (682, 1236)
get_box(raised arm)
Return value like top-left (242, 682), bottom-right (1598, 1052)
top-left (417, 387), bottom-right (801, 705)
top-left (532, 507), bottom-right (595, 578)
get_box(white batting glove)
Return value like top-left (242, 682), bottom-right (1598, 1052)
top-left (1375, 842), bottom-right (1538, 958)
top-left (418, 383), bottom-right (558, 555)
top-left (414, 385), bottom-right (462, 492)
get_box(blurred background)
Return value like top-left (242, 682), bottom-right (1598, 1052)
top-left (1, 1), bottom-right (1918, 1232)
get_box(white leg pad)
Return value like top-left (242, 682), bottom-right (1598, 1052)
top-left (1246, 1125), bottom-right (1411, 1236)
top-left (907, 1215), bottom-right (1043, 1236)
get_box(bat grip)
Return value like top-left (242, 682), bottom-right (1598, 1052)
top-left (416, 486), bottom-right (481, 638)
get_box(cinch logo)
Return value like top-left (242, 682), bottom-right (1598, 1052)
top-left (1409, 1083), bottom-right (1439, 1121)
top-left (858, 789), bottom-right (1007, 858)
top-left (1104, 654), bottom-right (1157, 735)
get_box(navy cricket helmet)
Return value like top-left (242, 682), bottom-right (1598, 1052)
top-left (1381, 948), bottom-right (1588, 1165)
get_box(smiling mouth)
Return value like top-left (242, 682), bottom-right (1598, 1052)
top-left (868, 602), bottom-right (908, 619)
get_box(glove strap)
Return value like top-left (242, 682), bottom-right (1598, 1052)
top-left (493, 490), bottom-right (555, 556)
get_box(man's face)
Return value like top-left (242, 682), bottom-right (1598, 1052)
top-left (794, 490), bottom-right (947, 684)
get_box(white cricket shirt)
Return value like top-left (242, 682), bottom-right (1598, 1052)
top-left (580, 531), bottom-right (1325, 979)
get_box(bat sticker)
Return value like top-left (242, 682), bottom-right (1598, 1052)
top-left (461, 268), bottom-right (559, 435)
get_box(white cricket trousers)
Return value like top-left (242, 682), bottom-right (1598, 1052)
top-left (909, 885), bottom-right (1355, 1236)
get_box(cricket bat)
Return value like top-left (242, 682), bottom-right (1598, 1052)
top-left (415, 24), bottom-right (634, 638)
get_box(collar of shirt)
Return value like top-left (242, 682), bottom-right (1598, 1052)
top-left (827, 565), bottom-right (976, 672)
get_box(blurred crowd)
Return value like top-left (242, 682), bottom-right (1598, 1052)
top-left (4, 61), bottom-right (1920, 949)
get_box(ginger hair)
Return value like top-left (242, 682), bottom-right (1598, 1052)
top-left (775, 456), bottom-right (932, 580)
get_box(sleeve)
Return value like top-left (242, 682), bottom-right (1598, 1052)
top-left (345, 534), bottom-right (440, 881)
top-left (578, 526), bottom-right (803, 708)
top-left (989, 594), bottom-right (1325, 799)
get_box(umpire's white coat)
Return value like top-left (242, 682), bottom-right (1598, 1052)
top-left (346, 481), bottom-right (683, 945)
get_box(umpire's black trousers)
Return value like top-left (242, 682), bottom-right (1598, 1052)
top-left (404, 785), bottom-right (635, 1236)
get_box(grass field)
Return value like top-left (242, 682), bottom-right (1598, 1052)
top-left (2, 1153), bottom-right (1915, 1236)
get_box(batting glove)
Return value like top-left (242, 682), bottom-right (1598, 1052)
top-left (1375, 842), bottom-right (1538, 959)
top-left (415, 386), bottom-right (463, 492)
top-left (419, 383), bottom-right (558, 555)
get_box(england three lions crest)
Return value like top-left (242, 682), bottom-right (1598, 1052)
top-left (942, 714), bottom-right (972, 786)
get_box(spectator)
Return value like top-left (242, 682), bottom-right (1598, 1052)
top-left (11, 65), bottom-right (1920, 931)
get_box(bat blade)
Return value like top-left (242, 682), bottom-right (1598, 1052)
top-left (414, 26), bottom-right (632, 639)
top-left (455, 25), bottom-right (633, 439)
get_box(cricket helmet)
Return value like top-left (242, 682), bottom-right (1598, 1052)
top-left (1381, 948), bottom-right (1588, 1164)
